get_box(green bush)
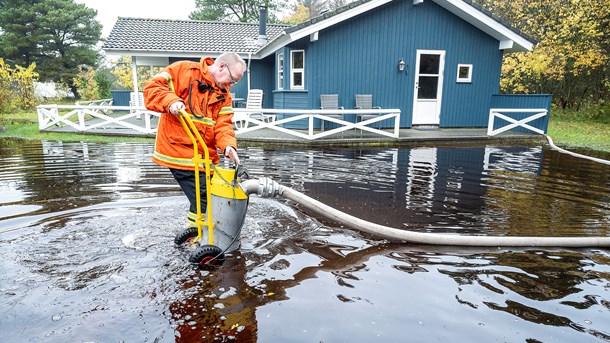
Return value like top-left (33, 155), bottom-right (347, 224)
top-left (72, 66), bottom-right (99, 100)
top-left (95, 72), bottom-right (111, 98)
top-left (0, 58), bottom-right (39, 113)
top-left (595, 100), bottom-right (610, 123)
top-left (552, 102), bottom-right (610, 123)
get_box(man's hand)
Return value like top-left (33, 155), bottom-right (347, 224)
top-left (224, 146), bottom-right (240, 165)
top-left (169, 101), bottom-right (185, 115)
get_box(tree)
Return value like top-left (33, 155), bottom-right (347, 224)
top-left (189, 0), bottom-right (289, 23)
top-left (0, 0), bottom-right (102, 99)
top-left (110, 56), bottom-right (163, 91)
top-left (293, 0), bottom-right (354, 18)
top-left (282, 4), bottom-right (310, 25)
top-left (475, 0), bottom-right (610, 109)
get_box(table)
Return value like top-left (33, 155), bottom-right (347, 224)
top-left (232, 98), bottom-right (245, 108)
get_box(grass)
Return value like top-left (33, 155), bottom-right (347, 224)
top-left (0, 122), bottom-right (153, 143)
top-left (547, 104), bottom-right (610, 153)
top-left (0, 101), bottom-right (153, 143)
top-left (1, 102), bottom-right (609, 151)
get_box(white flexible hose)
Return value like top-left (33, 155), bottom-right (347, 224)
top-left (239, 138), bottom-right (610, 247)
top-left (545, 134), bottom-right (610, 166)
top-left (277, 185), bottom-right (610, 247)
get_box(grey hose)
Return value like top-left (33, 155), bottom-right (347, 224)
top-left (240, 139), bottom-right (610, 248)
top-left (545, 135), bottom-right (610, 166)
top-left (241, 178), bottom-right (610, 247)
top-left (278, 185), bottom-right (610, 247)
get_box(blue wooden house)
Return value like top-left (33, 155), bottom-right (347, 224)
top-left (103, 0), bottom-right (551, 132)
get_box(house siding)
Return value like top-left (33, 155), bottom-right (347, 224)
top-left (236, 56), bottom-right (274, 109)
top-left (271, 0), bottom-right (506, 129)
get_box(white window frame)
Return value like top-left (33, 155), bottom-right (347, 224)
top-left (290, 50), bottom-right (305, 89)
top-left (277, 53), bottom-right (284, 90)
top-left (456, 64), bottom-right (472, 83)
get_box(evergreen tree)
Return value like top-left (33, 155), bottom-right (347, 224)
top-left (0, 0), bottom-right (102, 98)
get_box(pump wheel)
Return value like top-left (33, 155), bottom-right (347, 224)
top-left (174, 227), bottom-right (199, 246)
top-left (189, 245), bottom-right (225, 268)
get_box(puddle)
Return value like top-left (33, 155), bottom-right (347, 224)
top-left (1, 139), bottom-right (609, 342)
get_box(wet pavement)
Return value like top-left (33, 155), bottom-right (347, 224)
top-left (1, 138), bottom-right (609, 342)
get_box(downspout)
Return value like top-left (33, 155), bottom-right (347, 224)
top-left (131, 56), bottom-right (139, 107)
top-left (247, 53), bottom-right (252, 93)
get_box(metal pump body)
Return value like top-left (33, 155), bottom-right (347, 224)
top-left (207, 167), bottom-right (249, 253)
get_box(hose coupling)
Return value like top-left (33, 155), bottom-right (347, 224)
top-left (240, 177), bottom-right (281, 198)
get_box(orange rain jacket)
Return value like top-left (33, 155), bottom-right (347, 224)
top-left (144, 57), bottom-right (237, 171)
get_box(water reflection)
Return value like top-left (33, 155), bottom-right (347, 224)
top-left (0, 138), bottom-right (609, 341)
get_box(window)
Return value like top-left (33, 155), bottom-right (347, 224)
top-left (291, 50), bottom-right (304, 89)
top-left (277, 53), bottom-right (284, 90)
top-left (456, 64), bottom-right (472, 83)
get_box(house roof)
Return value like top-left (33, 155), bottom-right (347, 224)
top-left (102, 17), bottom-right (290, 58)
top-left (102, 0), bottom-right (535, 59)
top-left (259, 0), bottom-right (534, 56)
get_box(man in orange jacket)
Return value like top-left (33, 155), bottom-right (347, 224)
top-left (144, 52), bottom-right (246, 227)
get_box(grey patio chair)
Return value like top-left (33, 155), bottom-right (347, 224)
top-left (355, 94), bottom-right (382, 128)
top-left (320, 94), bottom-right (344, 131)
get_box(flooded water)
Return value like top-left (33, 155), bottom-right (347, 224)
top-left (1, 138), bottom-right (609, 342)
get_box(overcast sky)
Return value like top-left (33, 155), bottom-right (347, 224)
top-left (75, 0), bottom-right (197, 37)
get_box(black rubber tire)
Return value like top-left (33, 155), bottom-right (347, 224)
top-left (174, 227), bottom-right (199, 246)
top-left (189, 245), bottom-right (226, 268)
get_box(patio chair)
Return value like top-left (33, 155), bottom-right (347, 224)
top-left (320, 94), bottom-right (344, 131)
top-left (130, 91), bottom-right (144, 118)
top-left (232, 89), bottom-right (275, 129)
top-left (130, 91), bottom-right (144, 109)
top-left (355, 94), bottom-right (382, 128)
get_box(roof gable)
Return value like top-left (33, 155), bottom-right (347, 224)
top-left (258, 0), bottom-right (534, 57)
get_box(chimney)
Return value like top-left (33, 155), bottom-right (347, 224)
top-left (258, 6), bottom-right (267, 46)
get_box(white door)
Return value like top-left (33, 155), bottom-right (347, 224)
top-left (412, 50), bottom-right (445, 125)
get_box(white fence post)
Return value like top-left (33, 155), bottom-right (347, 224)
top-left (78, 109), bottom-right (86, 130)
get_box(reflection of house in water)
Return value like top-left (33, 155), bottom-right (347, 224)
top-left (293, 145), bottom-right (548, 233)
top-left (405, 147), bottom-right (438, 212)
top-left (400, 145), bottom-right (546, 234)
top-left (401, 146), bottom-right (488, 231)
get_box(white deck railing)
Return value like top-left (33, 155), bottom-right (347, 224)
top-left (233, 108), bottom-right (401, 140)
top-left (74, 98), bottom-right (114, 107)
top-left (37, 104), bottom-right (401, 140)
top-left (487, 108), bottom-right (548, 136)
top-left (37, 105), bottom-right (160, 134)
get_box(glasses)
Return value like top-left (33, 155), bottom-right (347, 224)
top-left (225, 64), bottom-right (238, 84)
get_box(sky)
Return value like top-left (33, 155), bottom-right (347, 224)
top-left (75, 0), bottom-right (197, 38)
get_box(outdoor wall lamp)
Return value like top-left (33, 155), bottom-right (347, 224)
top-left (398, 58), bottom-right (407, 74)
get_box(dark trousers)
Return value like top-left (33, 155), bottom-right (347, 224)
top-left (170, 168), bottom-right (207, 216)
